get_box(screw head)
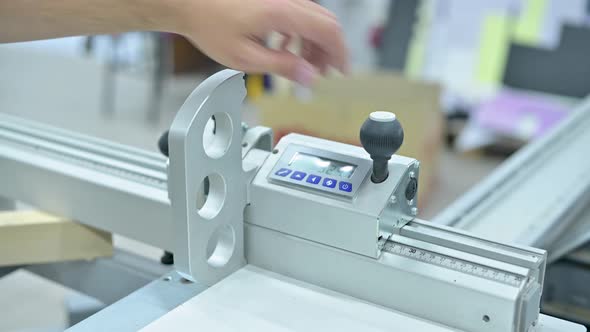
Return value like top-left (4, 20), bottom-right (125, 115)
top-left (409, 171), bottom-right (416, 179)
top-left (389, 196), bottom-right (397, 204)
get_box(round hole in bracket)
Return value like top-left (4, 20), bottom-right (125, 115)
top-left (203, 113), bottom-right (233, 159)
top-left (206, 224), bottom-right (236, 268)
top-left (196, 173), bottom-right (226, 219)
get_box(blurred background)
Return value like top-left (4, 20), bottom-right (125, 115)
top-left (1, 0), bottom-right (590, 330)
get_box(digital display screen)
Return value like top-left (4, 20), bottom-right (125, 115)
top-left (288, 153), bottom-right (356, 179)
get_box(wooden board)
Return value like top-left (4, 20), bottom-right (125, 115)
top-left (0, 211), bottom-right (113, 266)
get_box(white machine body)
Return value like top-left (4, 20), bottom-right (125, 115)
top-left (0, 69), bottom-right (583, 332)
top-left (243, 132), bottom-right (545, 332)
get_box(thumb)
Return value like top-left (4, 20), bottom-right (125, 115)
top-left (241, 40), bottom-right (317, 86)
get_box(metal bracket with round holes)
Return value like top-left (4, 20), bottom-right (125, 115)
top-left (167, 70), bottom-right (247, 286)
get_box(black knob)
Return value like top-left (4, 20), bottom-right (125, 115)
top-left (359, 112), bottom-right (404, 183)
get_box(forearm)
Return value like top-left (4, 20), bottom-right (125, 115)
top-left (0, 0), bottom-right (183, 43)
top-left (0, 0), bottom-right (348, 85)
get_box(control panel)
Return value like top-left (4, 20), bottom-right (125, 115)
top-left (268, 144), bottom-right (372, 198)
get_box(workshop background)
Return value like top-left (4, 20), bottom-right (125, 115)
top-left (1, 0), bottom-right (590, 331)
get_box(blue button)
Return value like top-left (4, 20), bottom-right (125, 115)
top-left (322, 178), bottom-right (337, 188)
top-left (306, 174), bottom-right (322, 184)
top-left (290, 171), bottom-right (307, 181)
top-left (275, 168), bottom-right (292, 177)
top-left (339, 182), bottom-right (353, 192)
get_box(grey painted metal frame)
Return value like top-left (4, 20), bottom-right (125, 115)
top-left (26, 249), bottom-right (170, 305)
top-left (434, 95), bottom-right (590, 260)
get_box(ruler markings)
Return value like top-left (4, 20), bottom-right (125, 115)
top-left (382, 241), bottom-right (526, 287)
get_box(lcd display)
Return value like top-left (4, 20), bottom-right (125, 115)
top-left (288, 153), bottom-right (356, 179)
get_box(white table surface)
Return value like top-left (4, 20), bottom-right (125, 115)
top-left (142, 265), bottom-right (586, 332)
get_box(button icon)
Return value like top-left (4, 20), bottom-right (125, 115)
top-left (290, 171), bottom-right (307, 181)
top-left (275, 168), bottom-right (292, 177)
top-left (322, 178), bottom-right (337, 188)
top-left (306, 174), bottom-right (322, 184)
top-left (339, 182), bottom-right (353, 192)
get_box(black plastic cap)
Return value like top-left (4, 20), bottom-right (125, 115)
top-left (158, 130), bottom-right (170, 157)
top-left (160, 251), bottom-right (174, 265)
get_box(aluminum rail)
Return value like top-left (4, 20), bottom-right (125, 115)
top-left (434, 96), bottom-right (590, 260)
top-left (3, 92), bottom-right (590, 260)
top-left (0, 113), bottom-right (172, 250)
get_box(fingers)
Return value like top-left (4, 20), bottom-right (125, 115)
top-left (302, 41), bottom-right (330, 75)
top-left (280, 34), bottom-right (292, 50)
top-left (239, 39), bottom-right (317, 86)
top-left (266, 0), bottom-right (349, 74)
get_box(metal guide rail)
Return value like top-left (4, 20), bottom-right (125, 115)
top-left (0, 113), bottom-right (167, 188)
top-left (434, 96), bottom-right (590, 259)
top-left (382, 240), bottom-right (526, 287)
top-left (0, 113), bottom-right (173, 250)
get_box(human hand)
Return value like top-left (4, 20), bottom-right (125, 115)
top-left (170, 0), bottom-right (349, 86)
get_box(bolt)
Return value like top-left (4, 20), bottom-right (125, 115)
top-left (409, 171), bottom-right (416, 179)
top-left (411, 207), bottom-right (418, 216)
top-left (389, 196), bottom-right (397, 204)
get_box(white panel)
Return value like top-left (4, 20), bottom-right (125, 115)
top-left (141, 266), bottom-right (584, 332)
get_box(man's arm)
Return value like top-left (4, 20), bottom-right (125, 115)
top-left (0, 0), bottom-right (348, 85)
top-left (0, 0), bottom-right (177, 42)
